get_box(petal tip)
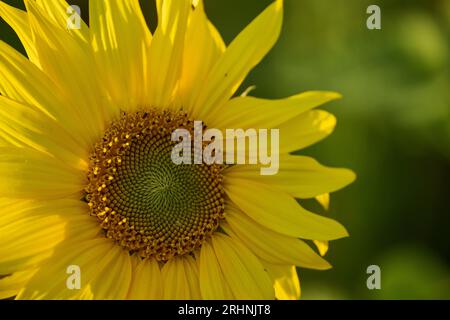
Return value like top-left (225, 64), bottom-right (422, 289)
top-left (324, 91), bottom-right (343, 101)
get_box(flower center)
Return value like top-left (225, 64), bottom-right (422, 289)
top-left (85, 110), bottom-right (225, 261)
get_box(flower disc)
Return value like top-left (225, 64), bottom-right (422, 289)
top-left (86, 110), bottom-right (225, 261)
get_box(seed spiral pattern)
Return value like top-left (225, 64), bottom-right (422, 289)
top-left (85, 110), bottom-right (225, 261)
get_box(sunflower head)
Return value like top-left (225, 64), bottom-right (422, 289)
top-left (85, 109), bottom-right (225, 261)
top-left (0, 0), bottom-right (355, 300)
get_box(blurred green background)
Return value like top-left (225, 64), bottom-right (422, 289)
top-left (1, 0), bottom-right (449, 299)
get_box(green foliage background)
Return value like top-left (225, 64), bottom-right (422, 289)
top-left (1, 0), bottom-right (449, 299)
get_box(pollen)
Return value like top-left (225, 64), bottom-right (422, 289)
top-left (85, 110), bottom-right (226, 261)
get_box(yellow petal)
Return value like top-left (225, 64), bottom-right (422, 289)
top-left (0, 40), bottom-right (90, 147)
top-left (207, 91), bottom-right (341, 130)
top-left (314, 193), bottom-right (331, 257)
top-left (279, 110), bottom-right (337, 153)
top-left (0, 1), bottom-right (39, 66)
top-left (0, 198), bottom-right (97, 235)
top-left (0, 214), bottom-right (66, 274)
top-left (212, 233), bottom-right (274, 299)
top-left (25, 0), bottom-right (114, 145)
top-left (162, 255), bottom-right (201, 300)
top-left (313, 240), bottom-right (329, 256)
top-left (90, 0), bottom-right (152, 108)
top-left (179, 0), bottom-right (225, 116)
top-left (225, 178), bottom-right (348, 240)
top-left (183, 255), bottom-right (202, 300)
top-left (0, 199), bottom-right (99, 274)
top-left (145, 0), bottom-right (191, 108)
top-left (199, 240), bottom-right (234, 299)
top-left (0, 132), bottom-right (10, 146)
top-left (17, 238), bottom-right (121, 299)
top-left (0, 268), bottom-right (37, 300)
top-left (263, 262), bottom-right (301, 300)
top-left (0, 40), bottom-right (45, 106)
top-left (0, 147), bottom-right (84, 199)
top-left (222, 206), bottom-right (331, 269)
top-left (192, 0), bottom-right (283, 121)
top-left (0, 198), bottom-right (33, 226)
top-left (0, 96), bottom-right (88, 170)
top-left (34, 0), bottom-right (89, 42)
top-left (82, 245), bottom-right (132, 300)
top-left (316, 193), bottom-right (330, 210)
top-left (0, 41), bottom-right (78, 133)
top-left (226, 155), bottom-right (356, 198)
top-left (127, 257), bottom-right (163, 299)
top-left (313, 193), bottom-right (331, 256)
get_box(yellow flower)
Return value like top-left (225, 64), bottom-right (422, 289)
top-left (0, 0), bottom-right (355, 300)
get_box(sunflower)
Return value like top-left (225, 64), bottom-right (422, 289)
top-left (0, 0), bottom-right (355, 300)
